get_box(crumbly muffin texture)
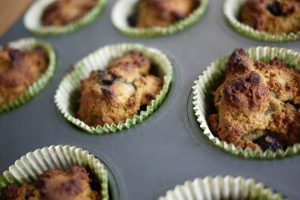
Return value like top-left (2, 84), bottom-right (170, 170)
top-left (209, 49), bottom-right (300, 151)
top-left (77, 51), bottom-right (163, 127)
top-left (1, 166), bottom-right (101, 200)
top-left (240, 0), bottom-right (300, 34)
top-left (131, 0), bottom-right (198, 28)
top-left (41, 0), bottom-right (97, 26)
top-left (0, 46), bottom-right (48, 106)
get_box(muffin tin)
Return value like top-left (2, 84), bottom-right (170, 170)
top-left (0, 0), bottom-right (299, 199)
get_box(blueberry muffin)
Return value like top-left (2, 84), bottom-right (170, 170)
top-left (0, 46), bottom-right (48, 106)
top-left (209, 49), bottom-right (300, 151)
top-left (240, 0), bottom-right (300, 34)
top-left (77, 51), bottom-right (163, 127)
top-left (129, 0), bottom-right (199, 27)
top-left (42, 0), bottom-right (97, 26)
top-left (1, 166), bottom-right (101, 200)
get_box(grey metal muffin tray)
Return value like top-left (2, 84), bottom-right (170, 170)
top-left (0, 0), bottom-right (300, 199)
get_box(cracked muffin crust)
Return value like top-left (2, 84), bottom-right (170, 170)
top-left (0, 46), bottom-right (48, 106)
top-left (129, 0), bottom-right (199, 28)
top-left (240, 0), bottom-right (300, 34)
top-left (41, 0), bottom-right (97, 26)
top-left (209, 49), bottom-right (300, 151)
top-left (1, 166), bottom-right (101, 200)
top-left (77, 51), bottom-right (163, 127)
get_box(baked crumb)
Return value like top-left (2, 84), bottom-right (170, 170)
top-left (42, 0), bottom-right (97, 26)
top-left (130, 0), bottom-right (198, 28)
top-left (1, 166), bottom-right (101, 200)
top-left (240, 0), bottom-right (300, 34)
top-left (209, 49), bottom-right (300, 150)
top-left (0, 46), bottom-right (48, 106)
top-left (77, 51), bottom-right (163, 126)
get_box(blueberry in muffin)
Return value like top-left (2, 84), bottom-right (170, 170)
top-left (209, 49), bottom-right (300, 151)
top-left (128, 0), bottom-right (199, 28)
top-left (41, 0), bottom-right (97, 26)
top-left (77, 51), bottom-right (163, 127)
top-left (0, 46), bottom-right (48, 106)
top-left (240, 0), bottom-right (300, 34)
top-left (1, 166), bottom-right (101, 200)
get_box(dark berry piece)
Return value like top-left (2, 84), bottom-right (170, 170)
top-left (98, 70), bottom-right (117, 86)
top-left (254, 132), bottom-right (287, 152)
top-left (171, 11), bottom-right (185, 21)
top-left (267, 1), bottom-right (282, 16)
top-left (102, 75), bottom-right (117, 85)
top-left (25, 189), bottom-right (34, 199)
top-left (140, 104), bottom-right (147, 111)
top-left (128, 10), bottom-right (138, 27)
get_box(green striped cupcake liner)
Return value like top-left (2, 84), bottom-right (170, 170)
top-left (224, 0), bottom-right (300, 42)
top-left (0, 145), bottom-right (109, 200)
top-left (55, 43), bottom-right (173, 135)
top-left (159, 176), bottom-right (284, 200)
top-left (23, 0), bottom-right (107, 36)
top-left (0, 38), bottom-right (56, 113)
top-left (111, 0), bottom-right (209, 37)
top-left (193, 47), bottom-right (300, 159)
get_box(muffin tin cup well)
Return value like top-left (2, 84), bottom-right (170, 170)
top-left (224, 0), bottom-right (300, 42)
top-left (0, 145), bottom-right (109, 200)
top-left (0, 38), bottom-right (56, 113)
top-left (111, 0), bottom-right (209, 37)
top-left (55, 43), bottom-right (173, 135)
top-left (193, 46), bottom-right (300, 159)
top-left (159, 176), bottom-right (283, 200)
top-left (23, 0), bottom-right (107, 36)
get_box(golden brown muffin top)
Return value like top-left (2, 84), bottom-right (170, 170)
top-left (1, 183), bottom-right (41, 200)
top-left (0, 46), bottom-right (48, 106)
top-left (41, 0), bottom-right (97, 26)
top-left (240, 0), bottom-right (300, 34)
top-left (133, 0), bottom-right (198, 28)
top-left (209, 49), bottom-right (300, 150)
top-left (1, 166), bottom-right (101, 200)
top-left (77, 51), bottom-right (163, 126)
top-left (107, 51), bottom-right (151, 82)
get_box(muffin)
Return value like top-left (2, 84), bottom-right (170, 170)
top-left (159, 176), bottom-right (283, 200)
top-left (41, 0), bottom-right (97, 26)
top-left (111, 0), bottom-right (208, 37)
top-left (240, 0), bottom-right (300, 35)
top-left (1, 166), bottom-right (101, 200)
top-left (224, 0), bottom-right (300, 42)
top-left (0, 45), bottom-right (48, 106)
top-left (77, 51), bottom-right (163, 127)
top-left (129, 0), bottom-right (199, 28)
top-left (0, 145), bottom-right (109, 200)
top-left (55, 44), bottom-right (172, 134)
top-left (23, 0), bottom-right (107, 35)
top-left (208, 49), bottom-right (300, 151)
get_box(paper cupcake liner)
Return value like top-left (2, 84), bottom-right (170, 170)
top-left (23, 0), bottom-right (107, 36)
top-left (224, 0), bottom-right (300, 42)
top-left (0, 38), bottom-right (56, 113)
top-left (159, 176), bottom-right (284, 200)
top-left (55, 43), bottom-right (173, 135)
top-left (111, 0), bottom-right (208, 37)
top-left (193, 46), bottom-right (300, 159)
top-left (0, 145), bottom-right (109, 200)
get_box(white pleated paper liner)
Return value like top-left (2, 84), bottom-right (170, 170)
top-left (224, 0), bottom-right (300, 42)
top-left (55, 43), bottom-right (173, 135)
top-left (23, 0), bottom-right (107, 35)
top-left (0, 38), bottom-right (56, 113)
top-left (159, 176), bottom-right (284, 200)
top-left (111, 0), bottom-right (209, 37)
top-left (193, 46), bottom-right (300, 159)
top-left (0, 145), bottom-right (109, 200)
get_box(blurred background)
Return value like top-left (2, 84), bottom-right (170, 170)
top-left (0, 0), bottom-right (33, 36)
